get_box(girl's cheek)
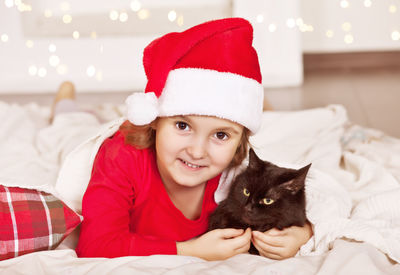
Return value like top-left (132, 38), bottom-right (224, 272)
top-left (212, 144), bottom-right (237, 165)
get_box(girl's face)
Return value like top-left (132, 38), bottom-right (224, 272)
top-left (154, 115), bottom-right (244, 190)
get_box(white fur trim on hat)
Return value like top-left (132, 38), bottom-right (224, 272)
top-left (125, 92), bottom-right (159, 125)
top-left (158, 68), bottom-right (264, 133)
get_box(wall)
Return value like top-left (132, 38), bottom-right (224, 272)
top-left (1, 0), bottom-right (399, 94)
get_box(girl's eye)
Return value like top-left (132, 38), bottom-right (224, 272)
top-left (243, 188), bottom-right (250, 197)
top-left (261, 198), bottom-right (274, 205)
top-left (176, 121), bottom-right (189, 131)
top-left (215, 132), bottom-right (228, 140)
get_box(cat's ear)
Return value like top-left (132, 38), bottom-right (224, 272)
top-left (280, 179), bottom-right (302, 194)
top-left (248, 148), bottom-right (264, 169)
top-left (280, 163), bottom-right (311, 194)
top-left (297, 163), bottom-right (312, 181)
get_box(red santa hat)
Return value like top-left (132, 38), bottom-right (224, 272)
top-left (126, 17), bottom-right (264, 134)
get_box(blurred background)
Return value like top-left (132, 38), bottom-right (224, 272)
top-left (0, 0), bottom-right (399, 136)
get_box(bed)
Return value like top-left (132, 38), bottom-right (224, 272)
top-left (1, 101), bottom-right (399, 274)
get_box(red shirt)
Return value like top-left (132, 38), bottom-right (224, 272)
top-left (76, 131), bottom-right (220, 258)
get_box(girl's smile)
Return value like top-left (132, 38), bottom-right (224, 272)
top-left (179, 158), bottom-right (206, 170)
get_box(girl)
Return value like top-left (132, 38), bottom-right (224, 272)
top-left (75, 17), bottom-right (312, 261)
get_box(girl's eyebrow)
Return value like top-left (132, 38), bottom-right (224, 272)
top-left (174, 115), bottom-right (189, 121)
top-left (173, 116), bottom-right (191, 124)
top-left (173, 116), bottom-right (241, 135)
top-left (216, 127), bottom-right (241, 136)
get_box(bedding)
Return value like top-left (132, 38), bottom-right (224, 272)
top-left (0, 101), bottom-right (399, 274)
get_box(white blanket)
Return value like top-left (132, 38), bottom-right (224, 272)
top-left (0, 101), bottom-right (399, 274)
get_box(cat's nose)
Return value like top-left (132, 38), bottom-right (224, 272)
top-left (244, 204), bottom-right (252, 212)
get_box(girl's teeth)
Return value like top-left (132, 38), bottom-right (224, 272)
top-left (183, 160), bottom-right (200, 168)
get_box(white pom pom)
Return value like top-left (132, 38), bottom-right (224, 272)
top-left (125, 92), bottom-right (159, 125)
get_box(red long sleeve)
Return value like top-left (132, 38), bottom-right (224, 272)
top-left (76, 131), bottom-right (219, 258)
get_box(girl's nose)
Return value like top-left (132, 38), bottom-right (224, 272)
top-left (187, 137), bottom-right (207, 159)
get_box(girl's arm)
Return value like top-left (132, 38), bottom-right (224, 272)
top-left (77, 181), bottom-right (177, 257)
top-left (251, 223), bottom-right (313, 260)
top-left (76, 138), bottom-right (176, 257)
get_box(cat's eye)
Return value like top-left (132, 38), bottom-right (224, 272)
top-left (243, 188), bottom-right (250, 197)
top-left (261, 198), bottom-right (274, 205)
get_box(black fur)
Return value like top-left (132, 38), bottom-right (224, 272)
top-left (208, 149), bottom-right (311, 255)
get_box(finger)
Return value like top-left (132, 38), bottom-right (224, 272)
top-left (217, 228), bottom-right (244, 239)
top-left (226, 228), bottom-right (251, 249)
top-left (234, 238), bottom-right (251, 253)
top-left (252, 236), bottom-right (284, 255)
top-left (236, 228), bottom-right (251, 249)
top-left (252, 231), bottom-right (284, 247)
top-left (259, 251), bottom-right (284, 260)
top-left (252, 240), bottom-right (282, 259)
top-left (265, 228), bottom-right (286, 236)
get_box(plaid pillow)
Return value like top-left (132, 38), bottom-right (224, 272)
top-left (0, 185), bottom-right (81, 260)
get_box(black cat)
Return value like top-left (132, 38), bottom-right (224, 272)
top-left (208, 148), bottom-right (311, 255)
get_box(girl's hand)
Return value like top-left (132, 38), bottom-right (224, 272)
top-left (177, 228), bottom-right (251, 261)
top-left (251, 223), bottom-right (313, 260)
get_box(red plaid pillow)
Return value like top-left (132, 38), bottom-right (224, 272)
top-left (0, 185), bottom-right (81, 260)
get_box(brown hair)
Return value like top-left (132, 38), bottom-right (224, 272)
top-left (119, 119), bottom-right (250, 167)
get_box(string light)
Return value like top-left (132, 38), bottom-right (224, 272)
top-left (296, 18), bottom-right (304, 27)
top-left (342, 22), bottom-right (352, 32)
top-left (25, 40), bottom-right (34, 48)
top-left (60, 2), bottom-right (70, 12)
top-left (286, 18), bottom-right (296, 28)
top-left (96, 71), bottom-right (103, 82)
top-left (48, 44), bottom-right (56, 53)
top-left (44, 9), bottom-right (53, 18)
top-left (340, 0), bottom-right (350, 8)
top-left (86, 65), bottom-right (96, 77)
top-left (12, 1), bottom-right (32, 12)
top-left (392, 30), bottom-right (400, 41)
top-left (28, 65), bottom-right (37, 76)
top-left (38, 67), bottom-right (47, 78)
top-left (168, 10), bottom-right (177, 22)
top-left (72, 31), bottom-right (80, 39)
top-left (326, 30), bottom-right (334, 38)
top-left (138, 9), bottom-right (150, 20)
top-left (299, 23), bottom-right (308, 32)
top-left (90, 31), bottom-right (97, 39)
top-left (49, 55), bottom-right (60, 67)
top-left (63, 14), bottom-right (72, 24)
top-left (57, 64), bottom-right (68, 75)
top-left (109, 10), bottom-right (119, 21)
top-left (130, 0), bottom-right (141, 12)
top-left (4, 0), bottom-right (14, 8)
top-left (120, 12), bottom-right (128, 22)
top-left (256, 14), bottom-right (264, 23)
top-left (1, 34), bottom-right (9, 42)
top-left (268, 24), bottom-right (277, 33)
top-left (364, 0), bottom-right (372, 8)
top-left (177, 15), bottom-right (184, 26)
top-left (389, 5), bottom-right (397, 13)
top-left (344, 34), bottom-right (354, 44)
